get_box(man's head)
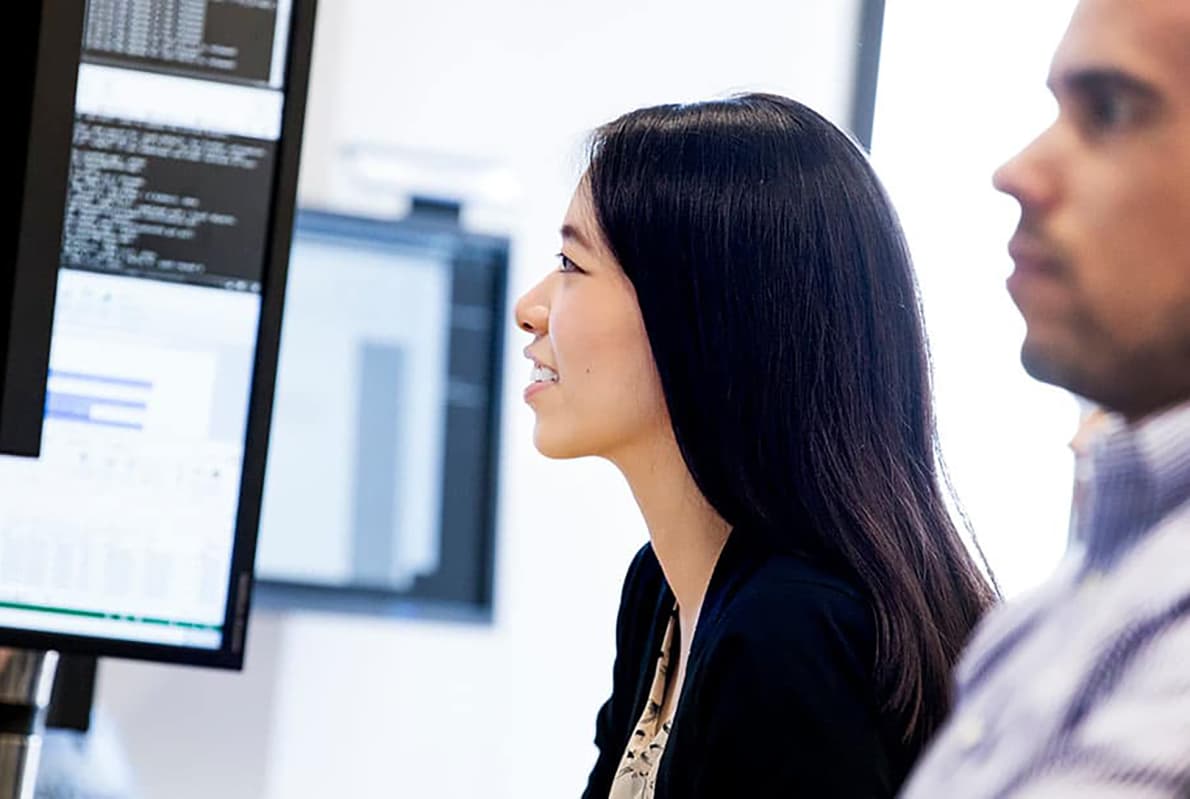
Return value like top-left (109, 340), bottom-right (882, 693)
top-left (994, 0), bottom-right (1190, 420)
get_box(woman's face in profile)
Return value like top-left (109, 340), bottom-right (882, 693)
top-left (514, 180), bottom-right (668, 463)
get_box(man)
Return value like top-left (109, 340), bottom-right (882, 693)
top-left (901, 0), bottom-right (1190, 796)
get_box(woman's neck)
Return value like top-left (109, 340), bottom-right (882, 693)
top-left (610, 433), bottom-right (731, 632)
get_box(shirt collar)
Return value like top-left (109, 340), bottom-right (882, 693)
top-left (1077, 399), bottom-right (1190, 570)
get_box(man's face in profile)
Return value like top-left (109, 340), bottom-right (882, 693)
top-left (993, 0), bottom-right (1190, 419)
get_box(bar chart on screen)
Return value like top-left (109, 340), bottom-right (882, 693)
top-left (45, 369), bottom-right (151, 431)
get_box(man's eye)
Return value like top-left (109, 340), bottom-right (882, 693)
top-left (1083, 92), bottom-right (1144, 135)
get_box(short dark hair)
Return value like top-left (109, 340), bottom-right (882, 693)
top-left (587, 93), bottom-right (998, 742)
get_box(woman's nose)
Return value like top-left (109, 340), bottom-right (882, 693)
top-left (514, 281), bottom-right (549, 335)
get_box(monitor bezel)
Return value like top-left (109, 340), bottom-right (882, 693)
top-left (0, 1), bottom-right (85, 457)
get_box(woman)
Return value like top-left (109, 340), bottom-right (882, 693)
top-left (514, 94), bottom-right (997, 798)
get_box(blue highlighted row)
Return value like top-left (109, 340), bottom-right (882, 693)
top-left (45, 409), bottom-right (142, 431)
top-left (47, 369), bottom-right (153, 390)
top-left (44, 392), bottom-right (147, 431)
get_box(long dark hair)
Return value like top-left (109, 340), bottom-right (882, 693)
top-left (586, 93), bottom-right (998, 743)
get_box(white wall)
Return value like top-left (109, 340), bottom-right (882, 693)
top-left (871, 1), bottom-right (1082, 597)
top-left (97, 2), bottom-right (864, 797)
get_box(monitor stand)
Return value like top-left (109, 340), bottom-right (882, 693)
top-left (0, 650), bottom-right (58, 799)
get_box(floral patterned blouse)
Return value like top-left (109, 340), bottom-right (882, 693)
top-left (609, 609), bottom-right (678, 799)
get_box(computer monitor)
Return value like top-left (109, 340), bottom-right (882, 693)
top-left (0, 0), bottom-right (318, 669)
top-left (252, 209), bottom-right (507, 619)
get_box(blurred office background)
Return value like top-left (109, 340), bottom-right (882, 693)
top-left (88, 1), bottom-right (1081, 796)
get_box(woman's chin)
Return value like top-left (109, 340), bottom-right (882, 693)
top-left (533, 434), bottom-right (581, 460)
top-left (532, 423), bottom-right (594, 460)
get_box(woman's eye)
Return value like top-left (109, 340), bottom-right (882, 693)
top-left (556, 252), bottom-right (583, 273)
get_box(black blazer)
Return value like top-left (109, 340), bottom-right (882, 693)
top-left (582, 531), bottom-right (919, 798)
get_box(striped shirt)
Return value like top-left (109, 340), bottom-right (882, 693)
top-left (901, 400), bottom-right (1190, 798)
